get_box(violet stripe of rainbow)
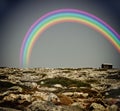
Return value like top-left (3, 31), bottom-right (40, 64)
top-left (20, 9), bottom-right (120, 67)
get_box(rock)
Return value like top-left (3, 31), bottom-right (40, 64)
top-left (32, 91), bottom-right (49, 101)
top-left (8, 86), bottom-right (23, 93)
top-left (89, 103), bottom-right (105, 111)
top-left (74, 92), bottom-right (88, 98)
top-left (48, 93), bottom-right (60, 104)
top-left (26, 100), bottom-right (53, 111)
top-left (107, 104), bottom-right (118, 111)
top-left (22, 82), bottom-right (38, 89)
top-left (62, 92), bottom-right (73, 96)
top-left (63, 92), bottom-right (88, 98)
top-left (72, 102), bottom-right (87, 109)
top-left (69, 105), bottom-right (84, 111)
top-left (38, 87), bottom-right (57, 92)
top-left (3, 93), bottom-right (18, 101)
top-left (21, 74), bottom-right (39, 82)
top-left (18, 94), bottom-right (32, 103)
top-left (1, 94), bottom-right (32, 110)
top-left (40, 81), bottom-right (44, 85)
top-left (3, 93), bottom-right (32, 103)
top-left (53, 84), bottom-right (63, 88)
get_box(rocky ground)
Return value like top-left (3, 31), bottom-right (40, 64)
top-left (0, 67), bottom-right (120, 111)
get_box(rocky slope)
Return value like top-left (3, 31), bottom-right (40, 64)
top-left (0, 67), bottom-right (120, 111)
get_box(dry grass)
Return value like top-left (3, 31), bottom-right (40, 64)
top-left (57, 94), bottom-right (73, 105)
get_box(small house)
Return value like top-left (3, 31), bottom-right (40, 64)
top-left (101, 63), bottom-right (113, 69)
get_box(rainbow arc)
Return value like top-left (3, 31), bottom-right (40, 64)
top-left (20, 9), bottom-right (120, 67)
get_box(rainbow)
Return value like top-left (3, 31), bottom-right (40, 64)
top-left (20, 9), bottom-right (120, 67)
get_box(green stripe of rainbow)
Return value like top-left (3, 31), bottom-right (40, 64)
top-left (20, 9), bottom-right (120, 67)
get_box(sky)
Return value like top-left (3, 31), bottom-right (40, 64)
top-left (0, 0), bottom-right (120, 68)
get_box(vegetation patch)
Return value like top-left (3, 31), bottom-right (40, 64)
top-left (57, 94), bottom-right (73, 105)
top-left (0, 75), bottom-right (7, 79)
top-left (62, 70), bottom-right (71, 73)
top-left (56, 68), bottom-right (82, 71)
top-left (85, 79), bottom-right (99, 84)
top-left (0, 81), bottom-right (15, 89)
top-left (40, 73), bottom-right (47, 78)
top-left (37, 77), bottom-right (90, 88)
top-left (94, 68), bottom-right (107, 71)
top-left (0, 81), bottom-right (15, 93)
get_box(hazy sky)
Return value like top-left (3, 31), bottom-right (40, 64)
top-left (0, 0), bottom-right (120, 68)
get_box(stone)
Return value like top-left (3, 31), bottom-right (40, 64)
top-left (74, 92), bottom-right (88, 98)
top-left (8, 86), bottom-right (23, 93)
top-left (107, 104), bottom-right (118, 111)
top-left (3, 93), bottom-right (18, 101)
top-left (53, 84), bottom-right (63, 88)
top-left (26, 100), bottom-right (47, 111)
top-left (62, 92), bottom-right (73, 96)
top-left (89, 103), bottom-right (105, 111)
top-left (48, 93), bottom-right (60, 104)
top-left (38, 87), bottom-right (57, 92)
top-left (69, 105), bottom-right (84, 111)
top-left (32, 91), bottom-right (49, 101)
top-left (72, 102), bottom-right (86, 109)
top-left (40, 81), bottom-right (44, 85)
top-left (3, 93), bottom-right (32, 104)
top-left (19, 94), bottom-right (32, 103)
top-left (23, 82), bottom-right (38, 89)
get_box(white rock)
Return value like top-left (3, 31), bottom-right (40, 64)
top-left (74, 92), bottom-right (88, 98)
top-left (62, 92), bottom-right (73, 96)
top-left (40, 81), bottom-right (44, 85)
top-left (53, 84), bottom-right (63, 88)
top-left (24, 82), bottom-right (37, 89)
top-left (38, 87), bottom-right (57, 92)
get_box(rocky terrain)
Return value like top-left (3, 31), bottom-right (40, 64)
top-left (0, 67), bottom-right (120, 111)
